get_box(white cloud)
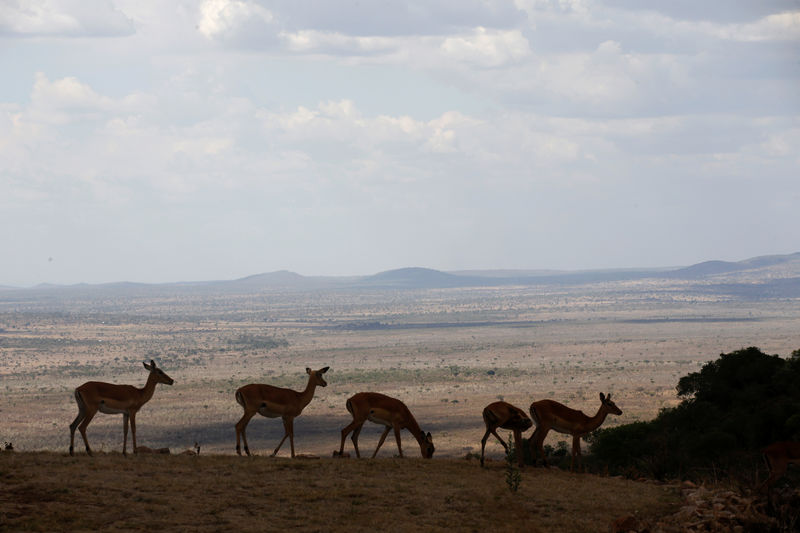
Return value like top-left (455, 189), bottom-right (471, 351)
top-left (717, 11), bottom-right (800, 42)
top-left (441, 27), bottom-right (531, 67)
top-left (0, 0), bottom-right (134, 37)
top-left (197, 0), bottom-right (278, 46)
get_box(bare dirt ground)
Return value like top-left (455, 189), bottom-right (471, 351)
top-left (1, 280), bottom-right (799, 459)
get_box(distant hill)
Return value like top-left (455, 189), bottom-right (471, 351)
top-left (4, 252), bottom-right (800, 292)
top-left (668, 252), bottom-right (800, 280)
top-left (360, 267), bottom-right (473, 288)
top-left (231, 270), bottom-right (310, 288)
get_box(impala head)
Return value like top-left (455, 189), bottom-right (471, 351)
top-left (420, 432), bottom-right (435, 459)
top-left (509, 408), bottom-right (533, 431)
top-left (306, 366), bottom-right (330, 387)
top-left (144, 360), bottom-right (174, 385)
top-left (599, 392), bottom-right (622, 416)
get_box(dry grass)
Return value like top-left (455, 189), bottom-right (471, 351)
top-left (0, 452), bottom-right (679, 532)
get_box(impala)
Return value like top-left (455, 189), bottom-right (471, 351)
top-left (234, 366), bottom-right (329, 457)
top-left (529, 392), bottom-right (622, 472)
top-left (337, 392), bottom-right (435, 459)
top-left (480, 401), bottom-right (533, 467)
top-left (69, 360), bottom-right (174, 456)
top-left (760, 440), bottom-right (800, 490)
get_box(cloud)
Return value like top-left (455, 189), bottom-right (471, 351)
top-left (440, 27), bottom-right (531, 67)
top-left (714, 11), bottom-right (800, 42)
top-left (197, 0), bottom-right (279, 46)
top-left (600, 0), bottom-right (797, 24)
top-left (5, 72), bottom-right (793, 212)
top-left (24, 72), bottom-right (154, 125)
top-left (0, 0), bottom-right (134, 37)
top-left (262, 0), bottom-right (526, 36)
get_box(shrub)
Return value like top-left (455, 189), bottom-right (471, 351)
top-left (588, 347), bottom-right (800, 481)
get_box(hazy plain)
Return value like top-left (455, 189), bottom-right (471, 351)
top-left (1, 274), bottom-right (799, 459)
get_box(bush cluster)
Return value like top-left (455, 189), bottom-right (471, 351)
top-left (586, 347), bottom-right (800, 480)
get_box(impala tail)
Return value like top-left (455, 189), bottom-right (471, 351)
top-left (482, 406), bottom-right (499, 427)
top-left (73, 389), bottom-right (85, 409)
top-left (529, 404), bottom-right (540, 424)
top-left (235, 389), bottom-right (246, 408)
top-left (345, 397), bottom-right (354, 415)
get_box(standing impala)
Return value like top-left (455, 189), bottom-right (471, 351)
top-left (337, 392), bottom-right (435, 459)
top-left (69, 360), bottom-right (174, 456)
top-left (529, 392), bottom-right (622, 472)
top-left (235, 366), bottom-right (329, 457)
top-left (480, 401), bottom-right (533, 467)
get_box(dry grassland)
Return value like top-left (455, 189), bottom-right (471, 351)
top-left (0, 452), bottom-right (680, 532)
top-left (1, 280), bottom-right (799, 459)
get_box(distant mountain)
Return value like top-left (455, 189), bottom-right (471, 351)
top-left (232, 270), bottom-right (309, 287)
top-left (360, 267), bottom-right (471, 288)
top-left (669, 252), bottom-right (800, 280)
top-left (450, 269), bottom-right (567, 278)
top-left (4, 252), bottom-right (800, 292)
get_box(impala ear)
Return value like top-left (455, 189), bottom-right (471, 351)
top-left (306, 367), bottom-right (312, 374)
top-left (143, 361), bottom-right (152, 370)
top-left (599, 392), bottom-right (606, 402)
top-left (321, 366), bottom-right (330, 373)
top-left (426, 432), bottom-right (432, 442)
top-left (151, 359), bottom-right (156, 368)
top-left (607, 393), bottom-right (612, 400)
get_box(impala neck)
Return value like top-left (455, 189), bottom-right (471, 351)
top-left (586, 404), bottom-right (612, 432)
top-left (139, 372), bottom-right (160, 404)
top-left (298, 374), bottom-right (320, 408)
top-left (405, 412), bottom-right (426, 445)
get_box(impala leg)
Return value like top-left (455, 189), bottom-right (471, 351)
top-left (271, 417), bottom-right (293, 457)
top-left (513, 428), bottom-right (524, 468)
top-left (480, 428), bottom-right (492, 467)
top-left (77, 409), bottom-right (97, 457)
top-left (571, 435), bottom-right (581, 472)
top-left (530, 427), bottom-right (547, 467)
top-left (235, 411), bottom-right (256, 456)
top-left (123, 413), bottom-right (129, 456)
top-left (491, 429), bottom-right (509, 451)
top-left (69, 410), bottom-right (85, 457)
top-left (392, 423), bottom-right (403, 458)
top-left (130, 413), bottom-right (137, 454)
top-left (372, 426), bottom-right (392, 458)
top-left (351, 423), bottom-right (364, 458)
top-left (339, 419), bottom-right (361, 456)
top-left (287, 417), bottom-right (296, 458)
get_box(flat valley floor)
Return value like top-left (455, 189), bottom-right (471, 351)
top-left (1, 279), bottom-right (799, 458)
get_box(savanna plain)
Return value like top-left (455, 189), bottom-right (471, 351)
top-left (1, 272), bottom-right (798, 531)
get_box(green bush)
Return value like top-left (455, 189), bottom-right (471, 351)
top-left (587, 347), bottom-right (800, 480)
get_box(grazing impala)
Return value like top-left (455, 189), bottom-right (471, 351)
top-left (760, 441), bottom-right (800, 490)
top-left (235, 366), bottom-right (329, 457)
top-left (337, 392), bottom-right (435, 459)
top-left (480, 401), bottom-right (533, 467)
top-left (69, 360), bottom-right (174, 456)
top-left (529, 392), bottom-right (622, 472)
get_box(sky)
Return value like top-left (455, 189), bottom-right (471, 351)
top-left (1, 0), bottom-right (799, 286)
